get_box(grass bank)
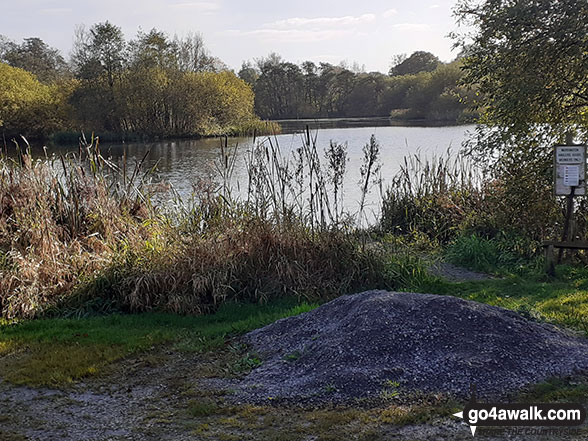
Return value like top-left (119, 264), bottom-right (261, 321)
top-left (0, 299), bottom-right (315, 386)
top-left (1, 259), bottom-right (587, 388)
top-left (424, 269), bottom-right (588, 336)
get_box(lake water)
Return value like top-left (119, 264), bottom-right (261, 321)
top-left (39, 123), bottom-right (476, 220)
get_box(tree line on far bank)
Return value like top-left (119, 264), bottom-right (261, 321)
top-left (0, 23), bottom-right (475, 141)
top-left (241, 51), bottom-right (477, 122)
top-left (0, 23), bottom-right (262, 140)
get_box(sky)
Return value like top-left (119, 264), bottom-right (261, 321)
top-left (0, 0), bottom-right (464, 74)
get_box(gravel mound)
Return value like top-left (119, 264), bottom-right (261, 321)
top-left (236, 291), bottom-right (588, 403)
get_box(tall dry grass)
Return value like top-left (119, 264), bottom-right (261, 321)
top-left (0, 136), bottom-right (157, 318)
top-left (380, 150), bottom-right (484, 244)
top-left (0, 133), bottom-right (390, 319)
top-left (379, 147), bottom-right (569, 258)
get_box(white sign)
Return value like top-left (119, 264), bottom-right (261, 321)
top-left (556, 146), bottom-right (585, 164)
top-left (563, 165), bottom-right (580, 187)
top-left (555, 145), bottom-right (586, 196)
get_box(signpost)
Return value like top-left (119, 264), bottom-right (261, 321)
top-left (545, 145), bottom-right (588, 273)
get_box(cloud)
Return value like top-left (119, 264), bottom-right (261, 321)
top-left (225, 11), bottom-right (430, 44)
top-left (391, 23), bottom-right (430, 31)
top-left (228, 12), bottom-right (377, 43)
top-left (268, 14), bottom-right (376, 29)
top-left (430, 4), bottom-right (441, 9)
top-left (383, 9), bottom-right (398, 18)
top-left (306, 54), bottom-right (342, 63)
top-left (170, 2), bottom-right (220, 11)
top-left (225, 28), bottom-right (351, 43)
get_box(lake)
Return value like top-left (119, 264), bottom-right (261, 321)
top-left (39, 122), bottom-right (477, 221)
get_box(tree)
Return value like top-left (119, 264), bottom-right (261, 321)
top-left (129, 29), bottom-right (176, 70)
top-left (71, 22), bottom-right (127, 132)
top-left (68, 23), bottom-right (253, 136)
top-left (72, 22), bottom-right (126, 85)
top-left (389, 53), bottom-right (407, 72)
top-left (238, 61), bottom-right (259, 86)
top-left (0, 63), bottom-right (69, 136)
top-left (402, 61), bottom-right (472, 121)
top-left (254, 59), bottom-right (304, 119)
top-left (300, 61), bottom-right (319, 116)
top-left (0, 37), bottom-right (69, 83)
top-left (315, 63), bottom-right (355, 117)
top-left (454, 0), bottom-right (588, 242)
top-left (255, 52), bottom-right (283, 71)
top-left (193, 71), bottom-right (255, 130)
top-left (454, 0), bottom-right (588, 144)
top-left (0, 35), bottom-right (10, 60)
top-left (345, 73), bottom-right (387, 117)
top-left (173, 32), bottom-right (214, 72)
top-left (389, 51), bottom-right (440, 76)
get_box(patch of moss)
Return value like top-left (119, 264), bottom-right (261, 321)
top-left (187, 399), bottom-right (220, 417)
top-left (0, 341), bottom-right (14, 356)
top-left (518, 376), bottom-right (588, 403)
top-left (379, 405), bottom-right (423, 425)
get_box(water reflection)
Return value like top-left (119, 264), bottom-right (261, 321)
top-left (25, 124), bottom-right (476, 220)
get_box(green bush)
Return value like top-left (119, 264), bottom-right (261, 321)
top-left (445, 234), bottom-right (523, 273)
top-left (380, 147), bottom-right (571, 263)
top-left (380, 151), bottom-right (483, 244)
top-left (383, 253), bottom-right (435, 290)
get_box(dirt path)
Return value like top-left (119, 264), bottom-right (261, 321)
top-left (428, 261), bottom-right (493, 282)
top-left (0, 349), bottom-right (206, 441)
top-left (0, 347), bottom-right (586, 440)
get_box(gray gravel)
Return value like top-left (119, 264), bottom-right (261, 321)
top-left (235, 290), bottom-right (588, 404)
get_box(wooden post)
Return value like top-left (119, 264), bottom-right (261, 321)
top-left (566, 132), bottom-right (575, 145)
top-left (558, 186), bottom-right (576, 264)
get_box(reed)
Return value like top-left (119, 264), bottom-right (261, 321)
top-left (243, 127), bottom-right (352, 230)
top-left (4, 128), bottom-right (571, 319)
top-left (0, 135), bottom-right (157, 318)
top-left (380, 149), bottom-right (484, 244)
top-left (0, 132), bottom-right (396, 319)
top-left (379, 146), bottom-right (569, 262)
top-left (358, 135), bottom-right (382, 227)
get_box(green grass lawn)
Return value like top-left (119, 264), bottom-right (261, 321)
top-left (419, 265), bottom-right (588, 336)
top-left (1, 260), bottom-right (587, 389)
top-left (0, 299), bottom-right (316, 386)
